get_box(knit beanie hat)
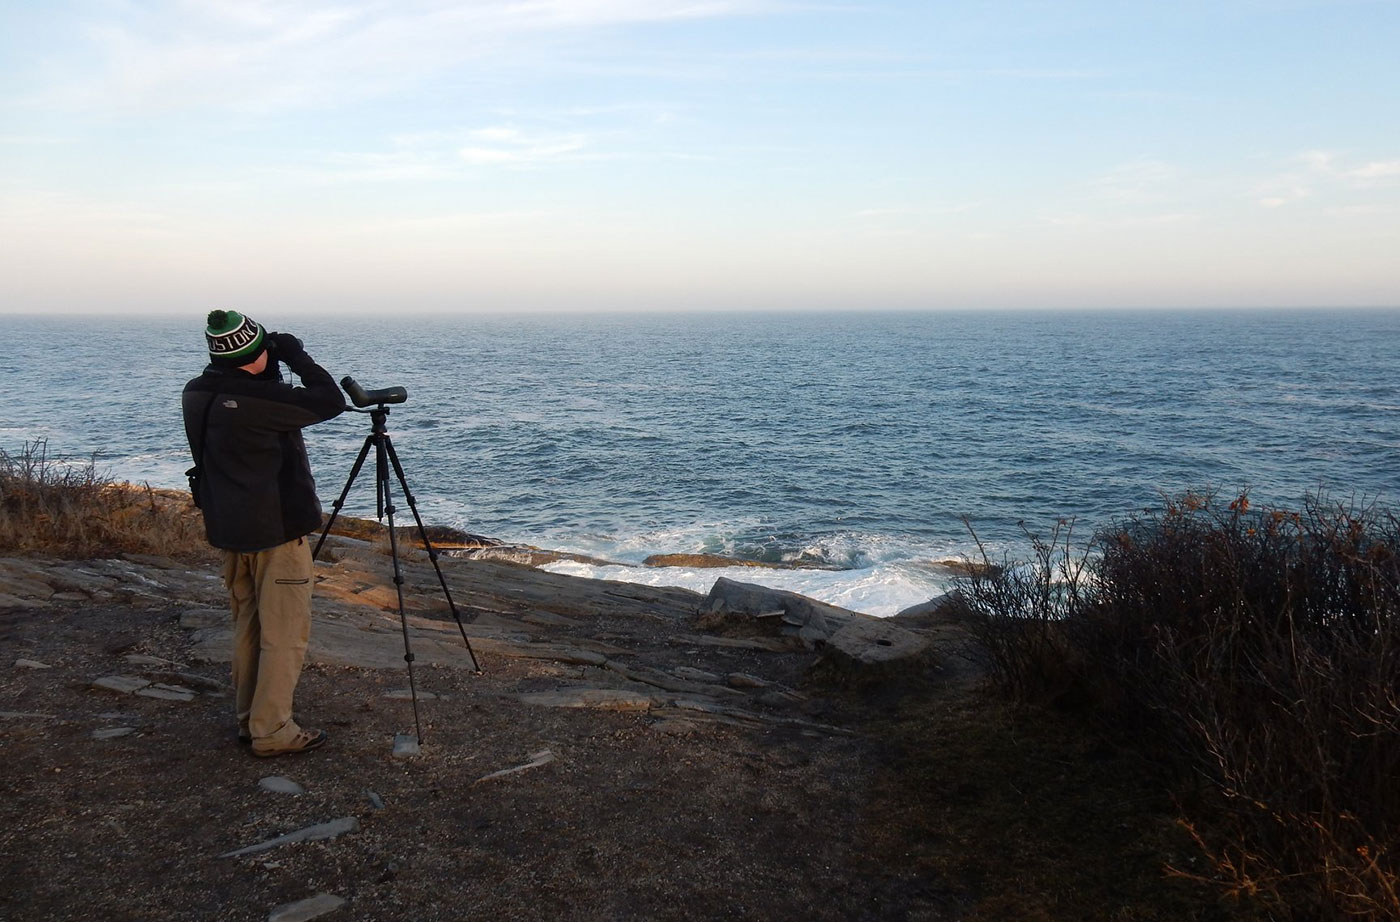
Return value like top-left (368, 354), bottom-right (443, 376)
top-left (205, 310), bottom-right (265, 366)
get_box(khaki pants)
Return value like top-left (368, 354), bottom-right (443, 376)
top-left (222, 537), bottom-right (313, 745)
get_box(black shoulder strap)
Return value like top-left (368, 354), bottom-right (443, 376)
top-left (193, 391), bottom-right (218, 468)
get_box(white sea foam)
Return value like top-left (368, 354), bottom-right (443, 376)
top-left (538, 558), bottom-right (954, 618)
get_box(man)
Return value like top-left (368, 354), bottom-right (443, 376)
top-left (182, 310), bottom-right (344, 756)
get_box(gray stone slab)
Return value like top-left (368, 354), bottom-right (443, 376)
top-left (383, 689), bottom-right (443, 700)
top-left (92, 727), bottom-right (136, 740)
top-left (672, 666), bottom-right (721, 682)
top-left (475, 749), bottom-right (555, 783)
top-left (219, 816), bottom-right (359, 858)
top-left (259, 776), bottom-right (306, 795)
top-left (135, 684), bottom-right (196, 702)
top-left (392, 734), bottom-right (420, 758)
top-left (14, 659), bottom-right (52, 670)
top-left (267, 892), bottom-right (346, 922)
top-left (518, 688), bottom-right (658, 711)
top-left (124, 654), bottom-right (183, 667)
top-left (176, 672), bottom-right (229, 693)
top-left (93, 675), bottom-right (151, 695)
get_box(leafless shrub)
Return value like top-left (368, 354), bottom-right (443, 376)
top-left (957, 517), bottom-right (1096, 706)
top-left (0, 439), bottom-right (207, 559)
top-left (959, 491), bottom-right (1400, 919)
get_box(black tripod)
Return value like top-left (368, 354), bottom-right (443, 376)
top-left (312, 377), bottom-right (481, 745)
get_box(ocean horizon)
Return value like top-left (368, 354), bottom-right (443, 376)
top-left (4, 307), bottom-right (1398, 615)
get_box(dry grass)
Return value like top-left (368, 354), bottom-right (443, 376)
top-left (0, 440), bottom-right (211, 560)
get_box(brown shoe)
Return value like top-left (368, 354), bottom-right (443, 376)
top-left (252, 728), bottom-right (328, 757)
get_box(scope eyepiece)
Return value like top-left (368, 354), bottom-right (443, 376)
top-left (342, 376), bottom-right (408, 407)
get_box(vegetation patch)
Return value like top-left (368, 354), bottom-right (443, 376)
top-left (0, 440), bottom-right (211, 560)
top-left (957, 491), bottom-right (1400, 920)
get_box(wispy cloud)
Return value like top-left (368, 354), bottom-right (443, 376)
top-left (459, 126), bottom-right (589, 165)
top-left (28, 0), bottom-right (781, 113)
top-left (1255, 149), bottom-right (1400, 207)
top-left (1087, 160), bottom-right (1181, 205)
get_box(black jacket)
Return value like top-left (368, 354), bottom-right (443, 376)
top-left (182, 351), bottom-right (344, 552)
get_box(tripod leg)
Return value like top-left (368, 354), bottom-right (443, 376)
top-left (312, 433), bottom-right (376, 561)
top-left (378, 436), bottom-right (424, 745)
top-left (383, 435), bottom-right (483, 673)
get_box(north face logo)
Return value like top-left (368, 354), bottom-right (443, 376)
top-left (223, 399), bottom-right (239, 408)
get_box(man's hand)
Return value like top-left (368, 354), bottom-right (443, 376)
top-left (267, 331), bottom-right (307, 362)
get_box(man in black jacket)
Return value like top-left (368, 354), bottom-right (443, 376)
top-left (183, 310), bottom-right (344, 756)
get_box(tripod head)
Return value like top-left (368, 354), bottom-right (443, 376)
top-left (342, 376), bottom-right (407, 409)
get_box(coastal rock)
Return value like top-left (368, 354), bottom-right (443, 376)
top-left (699, 578), bottom-right (866, 649)
top-left (15, 659), bottom-right (52, 670)
top-left (644, 553), bottom-right (787, 570)
top-left (453, 546), bottom-right (624, 568)
top-left (817, 618), bottom-right (932, 681)
top-left (892, 591), bottom-right (969, 624)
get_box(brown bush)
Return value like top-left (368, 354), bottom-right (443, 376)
top-left (958, 492), bottom-right (1400, 920)
top-left (0, 440), bottom-right (209, 560)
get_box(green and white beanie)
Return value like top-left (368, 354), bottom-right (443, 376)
top-left (205, 310), bottom-right (266, 366)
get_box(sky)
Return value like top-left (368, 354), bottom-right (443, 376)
top-left (1, 0), bottom-right (1398, 314)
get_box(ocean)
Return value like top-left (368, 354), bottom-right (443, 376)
top-left (4, 309), bottom-right (1398, 616)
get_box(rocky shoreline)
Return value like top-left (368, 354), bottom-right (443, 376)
top-left (0, 533), bottom-right (978, 921)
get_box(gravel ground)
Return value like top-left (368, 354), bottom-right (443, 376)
top-left (0, 596), bottom-right (960, 922)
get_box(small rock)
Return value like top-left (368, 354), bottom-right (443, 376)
top-left (259, 776), bottom-right (305, 795)
top-left (672, 666), bottom-right (721, 682)
top-left (14, 659), bottom-right (52, 670)
top-left (518, 688), bottom-right (657, 711)
top-left (475, 749), bottom-right (556, 783)
top-left (179, 608), bottom-right (227, 629)
top-left (93, 675), bottom-right (151, 695)
top-left (758, 689), bottom-right (807, 708)
top-left (92, 727), bottom-right (136, 740)
top-left (726, 672), bottom-right (772, 689)
top-left (365, 790), bottom-right (385, 810)
top-left (392, 734), bottom-right (421, 758)
top-left (124, 654), bottom-right (182, 667)
top-left (135, 684), bottom-right (196, 702)
top-left (383, 689), bottom-right (442, 701)
top-left (176, 672), bottom-right (229, 693)
top-left (50, 591), bottom-right (89, 602)
top-left (267, 892), bottom-right (346, 922)
top-left (219, 817), bottom-right (360, 858)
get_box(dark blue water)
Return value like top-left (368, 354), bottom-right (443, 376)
top-left (4, 309), bottom-right (1397, 613)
